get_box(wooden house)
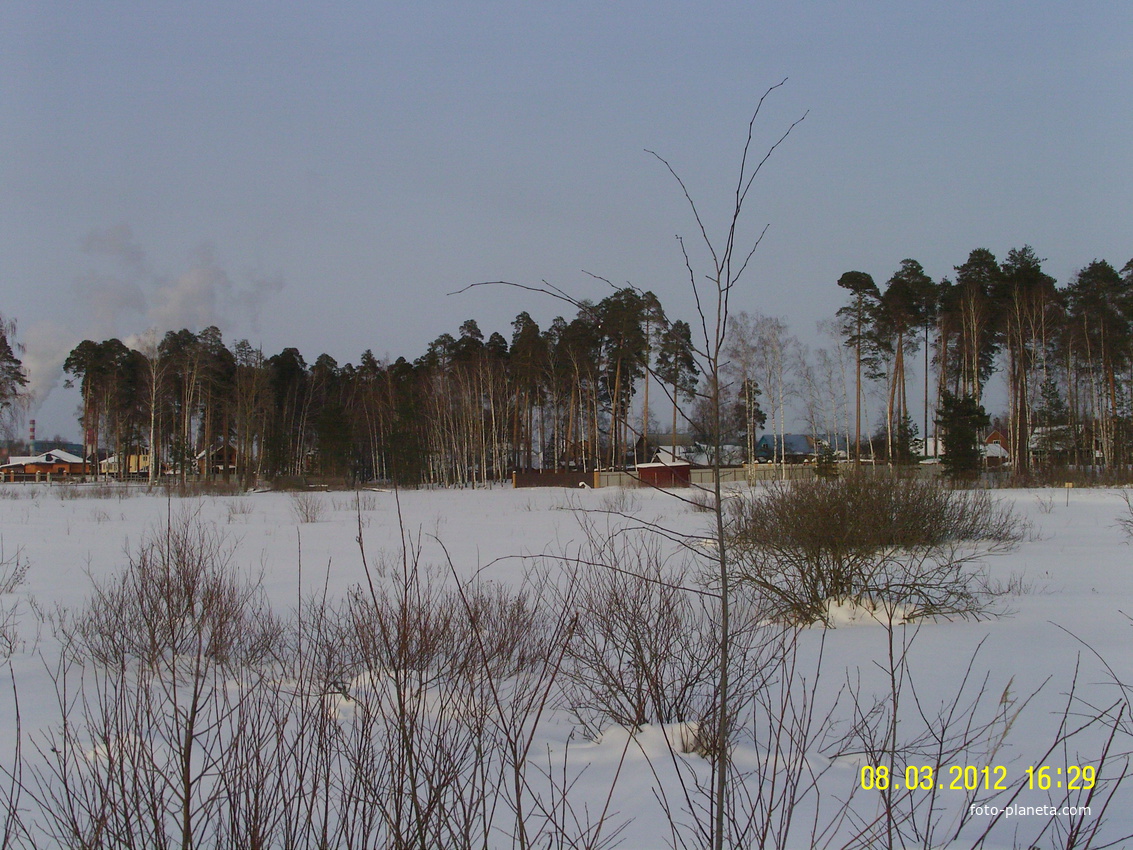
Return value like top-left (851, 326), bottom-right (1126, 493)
top-left (982, 430), bottom-right (1010, 468)
top-left (635, 455), bottom-right (692, 487)
top-left (100, 454), bottom-right (152, 476)
top-left (1, 450), bottom-right (87, 479)
top-left (196, 444), bottom-right (239, 476)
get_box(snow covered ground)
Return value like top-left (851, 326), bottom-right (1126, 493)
top-left (1, 481), bottom-right (1131, 848)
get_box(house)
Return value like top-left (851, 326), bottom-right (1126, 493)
top-left (985, 429), bottom-right (1009, 450)
top-left (981, 442), bottom-right (1010, 468)
top-left (1029, 425), bottom-right (1076, 464)
top-left (100, 454), bottom-right (152, 476)
top-left (921, 436), bottom-right (943, 459)
top-left (633, 434), bottom-right (748, 468)
top-left (634, 448), bottom-right (692, 487)
top-left (632, 433), bottom-right (697, 466)
top-left (1, 449), bottom-right (87, 479)
top-left (196, 444), bottom-right (239, 476)
top-left (920, 433), bottom-right (1011, 468)
top-left (755, 434), bottom-right (848, 464)
top-left (29, 440), bottom-right (85, 457)
top-left (980, 430), bottom-right (1010, 468)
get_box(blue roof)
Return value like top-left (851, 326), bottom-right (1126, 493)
top-left (755, 434), bottom-right (849, 456)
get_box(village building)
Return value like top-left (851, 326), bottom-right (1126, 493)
top-left (196, 444), bottom-right (240, 476)
top-left (1, 449), bottom-right (87, 480)
top-left (754, 434), bottom-right (849, 464)
top-left (99, 454), bottom-right (153, 477)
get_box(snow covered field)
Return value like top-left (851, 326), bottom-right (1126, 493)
top-left (1, 481), bottom-right (1131, 848)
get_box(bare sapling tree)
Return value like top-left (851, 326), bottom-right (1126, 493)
top-left (437, 542), bottom-right (586, 850)
top-left (456, 81), bottom-right (806, 847)
top-left (646, 79), bottom-right (806, 849)
top-left (132, 328), bottom-right (171, 487)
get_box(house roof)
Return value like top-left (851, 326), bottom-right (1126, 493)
top-left (195, 444), bottom-right (238, 461)
top-left (1029, 425), bottom-right (1075, 451)
top-left (45, 450), bottom-right (84, 464)
top-left (101, 453), bottom-right (150, 463)
top-left (756, 434), bottom-right (821, 455)
top-left (1, 449), bottom-right (84, 468)
top-left (642, 448), bottom-right (691, 467)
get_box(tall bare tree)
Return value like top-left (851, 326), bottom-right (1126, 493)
top-left (649, 81), bottom-right (805, 850)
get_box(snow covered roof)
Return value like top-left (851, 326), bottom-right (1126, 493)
top-left (45, 450), bottom-right (84, 464)
top-left (649, 448), bottom-right (691, 467)
top-left (757, 434), bottom-right (820, 456)
top-left (1, 449), bottom-right (84, 468)
top-left (1029, 425), bottom-right (1075, 452)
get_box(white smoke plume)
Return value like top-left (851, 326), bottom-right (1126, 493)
top-left (21, 321), bottom-right (79, 415)
top-left (82, 222), bottom-right (148, 275)
top-left (30, 225), bottom-right (284, 413)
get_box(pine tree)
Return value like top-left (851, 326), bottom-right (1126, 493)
top-left (0, 315), bottom-right (28, 434)
top-left (936, 391), bottom-right (989, 478)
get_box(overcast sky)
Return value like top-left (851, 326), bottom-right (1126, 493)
top-left (3, 1), bottom-right (1130, 441)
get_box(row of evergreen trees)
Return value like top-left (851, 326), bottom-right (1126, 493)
top-left (2, 245), bottom-right (1130, 485)
top-left (53, 290), bottom-right (700, 486)
top-left (837, 248), bottom-right (1133, 470)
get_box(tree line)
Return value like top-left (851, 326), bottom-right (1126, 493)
top-left (49, 290), bottom-right (701, 486)
top-left (2, 246), bottom-right (1131, 486)
top-left (836, 248), bottom-right (1133, 472)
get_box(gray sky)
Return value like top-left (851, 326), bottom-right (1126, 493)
top-left (3, 1), bottom-right (1130, 441)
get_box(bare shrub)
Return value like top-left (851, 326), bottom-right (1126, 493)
top-left (26, 513), bottom-right (284, 849)
top-left (290, 490), bottom-right (327, 523)
top-left (52, 483), bottom-right (81, 500)
top-left (1116, 489), bottom-right (1133, 540)
top-left (0, 543), bottom-right (28, 595)
top-left (342, 573), bottom-right (548, 682)
top-left (225, 498), bottom-right (255, 523)
top-left (563, 545), bottom-right (718, 736)
top-left (688, 487), bottom-right (716, 512)
top-left (313, 536), bottom-right (578, 848)
top-left (0, 543), bottom-right (29, 659)
top-left (333, 492), bottom-right (377, 512)
top-left (729, 474), bottom-right (1023, 624)
top-left (160, 479), bottom-right (244, 498)
top-left (982, 568), bottom-right (1043, 597)
top-left (1035, 492), bottom-right (1055, 514)
top-left (55, 482), bottom-right (122, 500)
top-left (76, 512), bottom-right (281, 668)
top-left (558, 525), bottom-right (772, 744)
top-left (599, 488), bottom-right (640, 515)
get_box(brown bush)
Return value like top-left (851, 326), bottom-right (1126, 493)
top-left (728, 474), bottom-right (1022, 624)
